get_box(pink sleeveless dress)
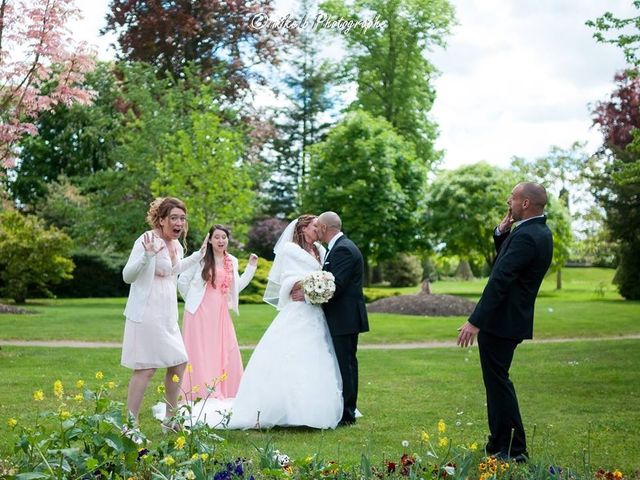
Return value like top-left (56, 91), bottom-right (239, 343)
top-left (182, 265), bottom-right (243, 401)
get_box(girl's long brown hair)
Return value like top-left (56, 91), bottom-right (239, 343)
top-left (201, 224), bottom-right (230, 287)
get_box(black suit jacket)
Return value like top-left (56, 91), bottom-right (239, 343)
top-left (469, 216), bottom-right (553, 340)
top-left (322, 235), bottom-right (370, 336)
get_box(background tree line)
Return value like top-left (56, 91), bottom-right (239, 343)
top-left (0, 0), bottom-right (636, 303)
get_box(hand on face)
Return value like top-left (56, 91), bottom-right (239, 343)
top-left (498, 210), bottom-right (515, 234)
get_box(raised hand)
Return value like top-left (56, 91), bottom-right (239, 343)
top-left (142, 232), bottom-right (165, 254)
top-left (248, 253), bottom-right (258, 266)
top-left (199, 233), bottom-right (210, 254)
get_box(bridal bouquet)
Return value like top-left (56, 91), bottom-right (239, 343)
top-left (301, 271), bottom-right (336, 305)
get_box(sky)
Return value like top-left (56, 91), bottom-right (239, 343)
top-left (69, 0), bottom-right (634, 170)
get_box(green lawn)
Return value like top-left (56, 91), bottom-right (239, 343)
top-left (0, 268), bottom-right (637, 344)
top-left (0, 340), bottom-right (638, 470)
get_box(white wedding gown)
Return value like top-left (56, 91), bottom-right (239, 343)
top-left (173, 241), bottom-right (344, 430)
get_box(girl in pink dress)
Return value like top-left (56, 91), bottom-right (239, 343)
top-left (178, 225), bottom-right (258, 401)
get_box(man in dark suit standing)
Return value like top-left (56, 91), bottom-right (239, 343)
top-left (317, 211), bottom-right (369, 425)
top-left (457, 182), bottom-right (553, 462)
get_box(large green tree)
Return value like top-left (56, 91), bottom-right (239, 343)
top-left (153, 107), bottom-right (254, 238)
top-left (425, 163), bottom-right (516, 269)
top-left (265, 1), bottom-right (337, 217)
top-left (302, 110), bottom-right (427, 282)
top-left (588, 8), bottom-right (640, 299)
top-left (321, 0), bottom-right (455, 166)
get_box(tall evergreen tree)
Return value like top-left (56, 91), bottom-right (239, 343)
top-left (264, 1), bottom-right (337, 217)
top-left (321, 0), bottom-right (454, 167)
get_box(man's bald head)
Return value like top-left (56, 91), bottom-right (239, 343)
top-left (317, 211), bottom-right (342, 230)
top-left (517, 182), bottom-right (547, 213)
top-left (317, 211), bottom-right (342, 243)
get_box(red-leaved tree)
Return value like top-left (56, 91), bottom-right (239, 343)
top-left (103, 0), bottom-right (286, 100)
top-left (0, 0), bottom-right (95, 168)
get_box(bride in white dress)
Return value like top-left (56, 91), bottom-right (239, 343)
top-left (187, 215), bottom-right (343, 429)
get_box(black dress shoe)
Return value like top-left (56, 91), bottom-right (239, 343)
top-left (338, 418), bottom-right (356, 426)
top-left (494, 451), bottom-right (528, 463)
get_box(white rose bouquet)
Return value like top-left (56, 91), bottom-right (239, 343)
top-left (301, 271), bottom-right (336, 305)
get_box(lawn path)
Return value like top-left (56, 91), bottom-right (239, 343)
top-left (1, 334), bottom-right (639, 349)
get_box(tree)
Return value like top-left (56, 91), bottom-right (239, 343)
top-left (264, 1), bottom-right (337, 217)
top-left (152, 107), bottom-right (255, 238)
top-left (302, 110), bottom-right (427, 283)
top-left (103, 0), bottom-right (285, 100)
top-left (511, 142), bottom-right (586, 288)
top-left (425, 163), bottom-right (517, 269)
top-left (5, 62), bottom-right (123, 207)
top-left (0, 210), bottom-right (74, 303)
top-left (586, 4), bottom-right (640, 68)
top-left (0, 0), bottom-right (95, 168)
top-left (588, 70), bottom-right (640, 298)
top-left (321, 0), bottom-right (455, 167)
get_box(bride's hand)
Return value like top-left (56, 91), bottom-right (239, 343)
top-left (248, 253), bottom-right (258, 266)
top-left (290, 282), bottom-right (305, 302)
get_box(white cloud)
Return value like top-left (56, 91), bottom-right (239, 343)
top-left (430, 0), bottom-right (634, 169)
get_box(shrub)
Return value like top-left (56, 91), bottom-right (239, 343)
top-left (239, 257), bottom-right (272, 304)
top-left (52, 249), bottom-right (129, 298)
top-left (381, 253), bottom-right (422, 287)
top-left (246, 217), bottom-right (288, 260)
top-left (0, 210), bottom-right (74, 303)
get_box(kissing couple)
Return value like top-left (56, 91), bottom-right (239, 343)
top-left (191, 211), bottom-right (369, 429)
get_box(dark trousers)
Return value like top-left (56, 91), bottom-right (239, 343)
top-left (332, 333), bottom-right (359, 422)
top-left (477, 331), bottom-right (527, 456)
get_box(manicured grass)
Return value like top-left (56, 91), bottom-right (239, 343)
top-left (0, 268), bottom-right (637, 344)
top-left (1, 340), bottom-right (638, 470)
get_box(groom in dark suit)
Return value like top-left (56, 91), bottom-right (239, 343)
top-left (317, 211), bottom-right (369, 425)
top-left (457, 182), bottom-right (553, 462)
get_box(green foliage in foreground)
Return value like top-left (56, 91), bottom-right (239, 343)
top-left (0, 340), bottom-right (638, 475)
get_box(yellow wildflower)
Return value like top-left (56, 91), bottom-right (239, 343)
top-left (185, 471), bottom-right (196, 480)
top-left (7, 418), bottom-right (17, 428)
top-left (437, 419), bottom-right (446, 434)
top-left (95, 371), bottom-right (104, 380)
top-left (174, 436), bottom-right (186, 449)
top-left (191, 454), bottom-right (200, 461)
top-left (469, 442), bottom-right (478, 451)
top-left (219, 372), bottom-right (228, 382)
top-left (60, 411), bottom-right (71, 420)
top-left (421, 431), bottom-right (430, 442)
top-left (478, 462), bottom-right (487, 472)
top-left (54, 380), bottom-right (64, 399)
top-left (186, 364), bottom-right (193, 373)
top-left (76, 380), bottom-right (85, 389)
top-left (107, 381), bottom-right (116, 389)
top-left (33, 390), bottom-right (45, 401)
top-left (200, 453), bottom-right (209, 461)
top-left (613, 471), bottom-right (623, 480)
top-left (500, 462), bottom-right (510, 472)
top-left (438, 437), bottom-right (449, 447)
top-left (172, 374), bottom-right (180, 383)
top-left (162, 455), bottom-right (175, 466)
top-left (74, 394), bottom-right (83, 402)
top-left (157, 384), bottom-right (166, 394)
top-left (191, 385), bottom-right (200, 393)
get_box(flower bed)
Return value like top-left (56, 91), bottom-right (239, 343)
top-left (1, 376), bottom-right (633, 480)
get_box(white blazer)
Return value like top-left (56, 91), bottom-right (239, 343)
top-left (122, 232), bottom-right (203, 323)
top-left (178, 254), bottom-right (257, 315)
